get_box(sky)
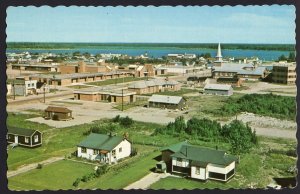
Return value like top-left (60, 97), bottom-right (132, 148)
top-left (6, 6), bottom-right (295, 44)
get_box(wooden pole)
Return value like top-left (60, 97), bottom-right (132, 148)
top-left (121, 89), bottom-right (124, 111)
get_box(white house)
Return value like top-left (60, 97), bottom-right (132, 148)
top-left (171, 144), bottom-right (237, 182)
top-left (77, 133), bottom-right (131, 164)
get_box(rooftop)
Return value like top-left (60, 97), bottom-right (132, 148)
top-left (8, 126), bottom-right (40, 137)
top-left (171, 145), bottom-right (237, 166)
top-left (148, 95), bottom-right (183, 104)
top-left (77, 133), bottom-right (125, 151)
top-left (204, 84), bottom-right (232, 91)
top-left (45, 106), bottom-right (72, 113)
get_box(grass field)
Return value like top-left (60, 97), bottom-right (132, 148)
top-left (8, 160), bottom-right (94, 190)
top-left (66, 85), bottom-right (93, 89)
top-left (88, 77), bottom-right (148, 86)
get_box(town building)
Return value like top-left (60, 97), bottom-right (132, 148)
top-left (59, 61), bottom-right (113, 74)
top-left (77, 133), bottom-right (131, 163)
top-left (169, 143), bottom-right (237, 182)
top-left (128, 79), bottom-right (181, 95)
top-left (11, 63), bottom-right (59, 72)
top-left (44, 106), bottom-right (73, 121)
top-left (272, 63), bottom-right (296, 84)
top-left (29, 71), bottom-right (134, 86)
top-left (203, 84), bottom-right (233, 96)
top-left (6, 79), bottom-right (38, 96)
top-left (156, 66), bottom-right (204, 75)
top-left (212, 44), bottom-right (267, 80)
top-left (73, 87), bottom-right (136, 103)
top-left (7, 127), bottom-right (42, 148)
top-left (148, 95), bottom-right (186, 110)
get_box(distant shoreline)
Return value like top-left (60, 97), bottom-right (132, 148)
top-left (6, 42), bottom-right (295, 52)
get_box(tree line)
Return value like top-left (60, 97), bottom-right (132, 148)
top-left (153, 116), bottom-right (258, 154)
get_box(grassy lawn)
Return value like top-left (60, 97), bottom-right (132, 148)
top-left (80, 151), bottom-right (160, 189)
top-left (88, 77), bottom-right (148, 86)
top-left (186, 93), bottom-right (244, 120)
top-left (66, 85), bottom-right (93, 89)
top-left (8, 160), bottom-right (94, 190)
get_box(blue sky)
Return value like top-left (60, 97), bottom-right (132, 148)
top-left (6, 6), bottom-right (295, 44)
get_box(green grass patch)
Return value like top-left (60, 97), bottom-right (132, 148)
top-left (8, 160), bottom-right (95, 190)
top-left (88, 77), bottom-right (148, 86)
top-left (80, 151), bottom-right (160, 189)
top-left (66, 85), bottom-right (93, 89)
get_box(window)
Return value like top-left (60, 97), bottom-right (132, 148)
top-left (34, 135), bottom-right (39, 142)
top-left (93, 149), bottom-right (99, 155)
top-left (176, 158), bottom-right (182, 166)
top-left (195, 167), bottom-right (200, 175)
top-left (119, 147), bottom-right (122, 153)
top-left (27, 84), bottom-right (30, 87)
top-left (81, 147), bottom-right (87, 153)
top-left (32, 83), bottom-right (34, 87)
top-left (112, 150), bottom-right (116, 156)
top-left (25, 137), bottom-right (30, 143)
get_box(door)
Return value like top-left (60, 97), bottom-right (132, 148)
top-left (14, 135), bottom-right (18, 144)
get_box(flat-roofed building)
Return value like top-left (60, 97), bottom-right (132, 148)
top-left (148, 95), bottom-right (186, 110)
top-left (204, 84), bottom-right (233, 96)
top-left (74, 86), bottom-right (136, 103)
top-left (272, 63), bottom-right (296, 85)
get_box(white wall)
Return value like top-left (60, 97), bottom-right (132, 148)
top-left (172, 157), bottom-right (190, 168)
top-left (191, 166), bottom-right (206, 180)
top-left (207, 161), bottom-right (235, 175)
top-left (77, 139), bottom-right (131, 163)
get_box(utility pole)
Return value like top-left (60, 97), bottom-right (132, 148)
top-left (121, 88), bottom-right (124, 111)
top-left (43, 84), bottom-right (46, 103)
top-left (53, 75), bottom-right (56, 94)
top-left (12, 81), bottom-right (15, 100)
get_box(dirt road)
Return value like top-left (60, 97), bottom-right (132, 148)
top-left (7, 156), bottom-right (64, 178)
top-left (124, 172), bottom-right (170, 190)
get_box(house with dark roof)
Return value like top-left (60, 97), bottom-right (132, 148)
top-left (77, 133), bottom-right (131, 164)
top-left (7, 127), bottom-right (42, 148)
top-left (44, 106), bottom-right (73, 121)
top-left (167, 143), bottom-right (237, 182)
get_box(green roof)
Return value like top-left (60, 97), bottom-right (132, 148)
top-left (78, 133), bottom-right (124, 151)
top-left (171, 145), bottom-right (237, 166)
top-left (8, 127), bottom-right (38, 137)
top-left (160, 141), bottom-right (190, 152)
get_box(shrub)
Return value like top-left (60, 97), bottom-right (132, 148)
top-left (119, 116), bottom-right (134, 127)
top-left (95, 164), bottom-right (109, 177)
top-left (112, 115), bottom-right (120, 122)
top-left (36, 164), bottom-right (43, 169)
top-left (130, 147), bottom-right (138, 157)
top-left (73, 178), bottom-right (81, 187)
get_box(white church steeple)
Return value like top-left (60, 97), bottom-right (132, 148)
top-left (216, 43), bottom-right (222, 61)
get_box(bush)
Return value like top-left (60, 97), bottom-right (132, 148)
top-left (73, 178), bottom-right (81, 187)
top-left (221, 120), bottom-right (257, 154)
top-left (119, 116), bottom-right (134, 127)
top-left (112, 115), bottom-right (120, 122)
top-left (95, 164), bottom-right (109, 177)
top-left (130, 147), bottom-right (138, 157)
top-left (36, 164), bottom-right (43, 169)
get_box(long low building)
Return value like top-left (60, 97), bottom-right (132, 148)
top-left (148, 95), bottom-right (186, 110)
top-left (29, 71), bottom-right (135, 86)
top-left (74, 86), bottom-right (136, 103)
top-left (128, 79), bottom-right (181, 95)
top-left (204, 84), bottom-right (233, 96)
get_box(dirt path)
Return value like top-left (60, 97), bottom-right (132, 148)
top-left (7, 156), bottom-right (64, 178)
top-left (124, 172), bottom-right (170, 190)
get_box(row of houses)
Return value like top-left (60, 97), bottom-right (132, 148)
top-left (7, 121), bottom-right (237, 183)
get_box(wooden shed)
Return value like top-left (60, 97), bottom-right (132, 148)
top-left (44, 106), bottom-right (73, 121)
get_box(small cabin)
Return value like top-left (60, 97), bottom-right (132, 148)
top-left (44, 106), bottom-right (73, 121)
top-left (7, 127), bottom-right (42, 148)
